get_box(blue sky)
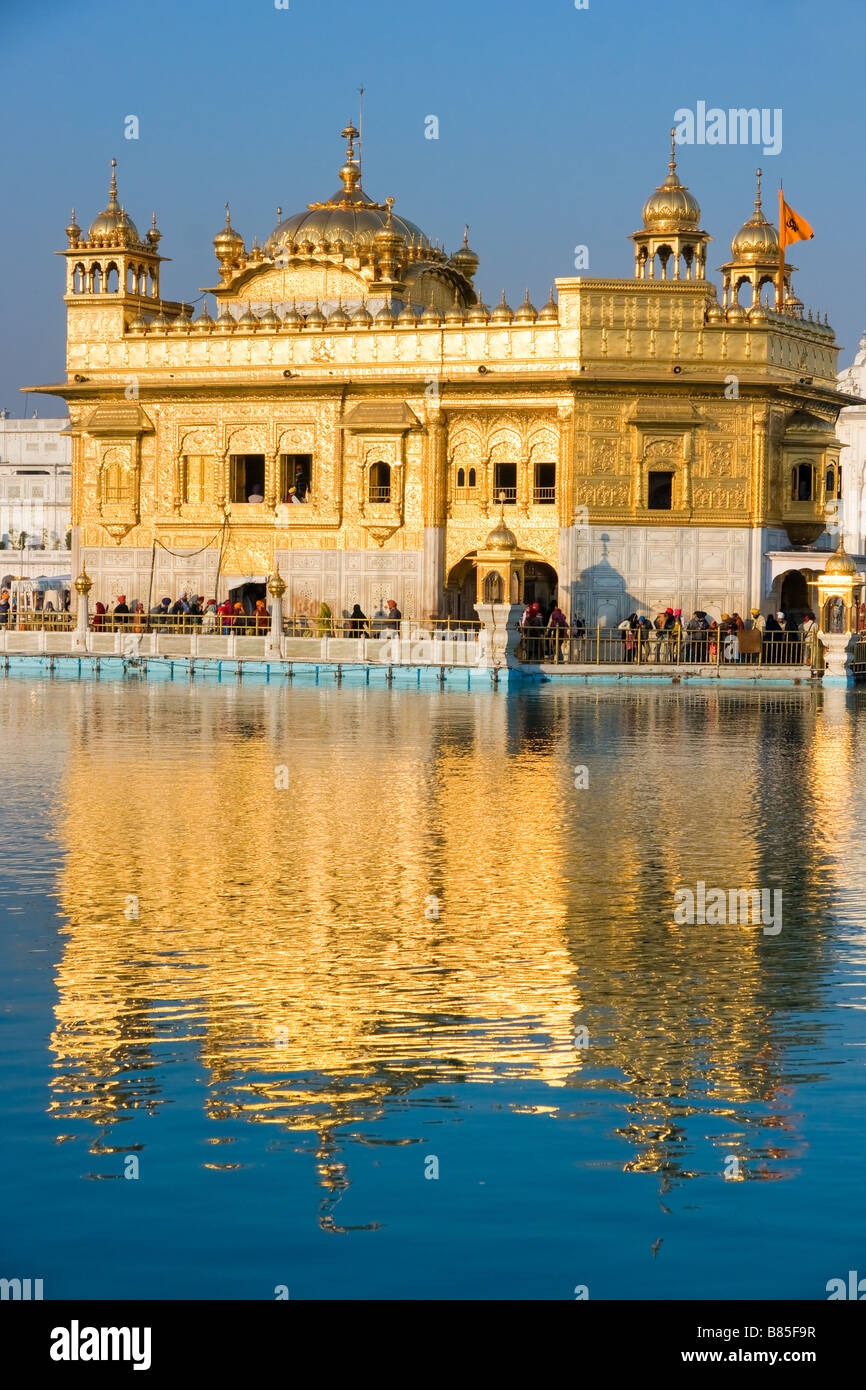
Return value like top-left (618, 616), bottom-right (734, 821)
top-left (2, 0), bottom-right (864, 413)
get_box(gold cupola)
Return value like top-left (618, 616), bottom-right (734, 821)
top-left (721, 169), bottom-right (789, 311)
top-left (213, 204), bottom-right (245, 280)
top-left (449, 226), bottom-right (479, 282)
top-left (631, 131), bottom-right (710, 280)
top-left (88, 159), bottom-right (140, 243)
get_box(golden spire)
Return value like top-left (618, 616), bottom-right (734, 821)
top-left (669, 127), bottom-right (677, 177)
top-left (108, 157), bottom-right (119, 209)
top-left (755, 168), bottom-right (763, 213)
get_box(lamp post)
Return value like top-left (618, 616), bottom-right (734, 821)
top-left (71, 567), bottom-right (92, 653)
top-left (266, 564), bottom-right (286, 660)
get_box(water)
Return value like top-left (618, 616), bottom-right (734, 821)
top-left (1, 677), bottom-right (865, 1300)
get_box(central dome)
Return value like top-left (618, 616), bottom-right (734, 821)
top-left (265, 124), bottom-right (432, 255)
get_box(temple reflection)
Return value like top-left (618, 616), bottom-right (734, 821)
top-left (47, 681), bottom-right (847, 1199)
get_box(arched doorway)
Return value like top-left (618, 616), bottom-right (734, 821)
top-left (523, 561), bottom-right (558, 611)
top-left (229, 580), bottom-right (266, 614)
top-left (780, 570), bottom-right (809, 622)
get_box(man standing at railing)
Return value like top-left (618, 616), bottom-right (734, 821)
top-left (571, 611), bottom-right (586, 662)
top-left (547, 603), bottom-right (568, 662)
top-left (113, 595), bottom-right (130, 631)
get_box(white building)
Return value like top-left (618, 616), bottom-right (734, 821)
top-left (0, 412), bottom-right (72, 582)
top-left (837, 334), bottom-right (866, 553)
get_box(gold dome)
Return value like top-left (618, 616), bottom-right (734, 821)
top-left (214, 204), bottom-right (244, 257)
top-left (824, 538), bottom-right (857, 576)
top-left (265, 126), bottom-right (431, 257)
top-left (730, 169), bottom-right (779, 261)
top-left (642, 133), bottom-right (700, 231)
top-left (484, 503), bottom-right (519, 551)
top-left (449, 226), bottom-right (479, 279)
top-left (89, 159), bottom-right (139, 241)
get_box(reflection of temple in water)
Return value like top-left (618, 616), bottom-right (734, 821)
top-left (46, 681), bottom-right (843, 1204)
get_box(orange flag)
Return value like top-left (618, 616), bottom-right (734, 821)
top-left (779, 192), bottom-right (815, 250)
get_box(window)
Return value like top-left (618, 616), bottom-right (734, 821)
top-left (102, 465), bottom-right (131, 504)
top-left (494, 461), bottom-right (517, 502)
top-left (455, 466), bottom-right (477, 498)
top-left (837, 466), bottom-right (843, 500)
top-left (279, 453), bottom-right (312, 503)
top-left (826, 466), bottom-right (841, 500)
top-left (534, 462), bottom-right (556, 504)
top-left (182, 455), bottom-right (209, 505)
top-left (369, 460), bottom-right (391, 504)
top-left (230, 454), bottom-right (265, 503)
top-left (793, 463), bottom-right (813, 501)
top-left (648, 470), bottom-right (673, 510)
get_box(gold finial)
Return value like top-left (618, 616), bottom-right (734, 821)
top-left (224, 201), bottom-right (231, 226)
top-left (464, 225), bottom-right (470, 247)
top-left (385, 195), bottom-right (394, 226)
top-left (106, 158), bottom-right (119, 211)
top-left (669, 128), bottom-right (677, 175)
top-left (341, 123), bottom-right (359, 161)
top-left (339, 124), bottom-right (361, 195)
top-left (755, 167), bottom-right (763, 212)
top-left (276, 205), bottom-right (282, 220)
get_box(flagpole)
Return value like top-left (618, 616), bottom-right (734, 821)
top-left (777, 183), bottom-right (785, 311)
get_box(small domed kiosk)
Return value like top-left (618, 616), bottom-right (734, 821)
top-left (811, 538), bottom-right (864, 684)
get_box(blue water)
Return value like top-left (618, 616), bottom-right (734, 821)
top-left (1, 678), bottom-right (864, 1299)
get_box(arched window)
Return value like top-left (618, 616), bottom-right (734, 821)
top-left (796, 463), bottom-right (813, 501)
top-left (139, 268), bottom-right (148, 296)
top-left (369, 461), bottom-right (391, 504)
top-left (126, 266), bottom-right (136, 293)
top-left (73, 263), bottom-right (85, 293)
top-left (105, 263), bottom-right (119, 293)
top-left (468, 467), bottom-right (476, 488)
top-left (484, 571), bottom-right (503, 603)
top-left (148, 266), bottom-right (158, 297)
top-left (456, 467), bottom-right (465, 488)
top-left (90, 263), bottom-right (102, 293)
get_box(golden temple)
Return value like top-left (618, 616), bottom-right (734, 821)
top-left (27, 129), bottom-right (846, 621)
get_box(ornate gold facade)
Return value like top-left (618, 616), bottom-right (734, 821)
top-left (28, 130), bottom-right (847, 620)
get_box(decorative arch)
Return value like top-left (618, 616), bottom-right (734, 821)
top-left (73, 263), bottom-right (86, 293)
top-left (105, 262), bottom-right (119, 293)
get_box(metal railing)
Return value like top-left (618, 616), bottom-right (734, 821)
top-left (516, 624), bottom-right (818, 668)
top-left (0, 612), bottom-right (74, 632)
top-left (532, 487), bottom-right (556, 504)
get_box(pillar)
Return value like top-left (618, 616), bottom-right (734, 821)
top-left (265, 565), bottom-right (286, 660)
top-left (71, 568), bottom-right (91, 652)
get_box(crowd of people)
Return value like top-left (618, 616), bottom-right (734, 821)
top-left (518, 600), bottom-right (821, 664)
top-left (84, 592), bottom-right (405, 637)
